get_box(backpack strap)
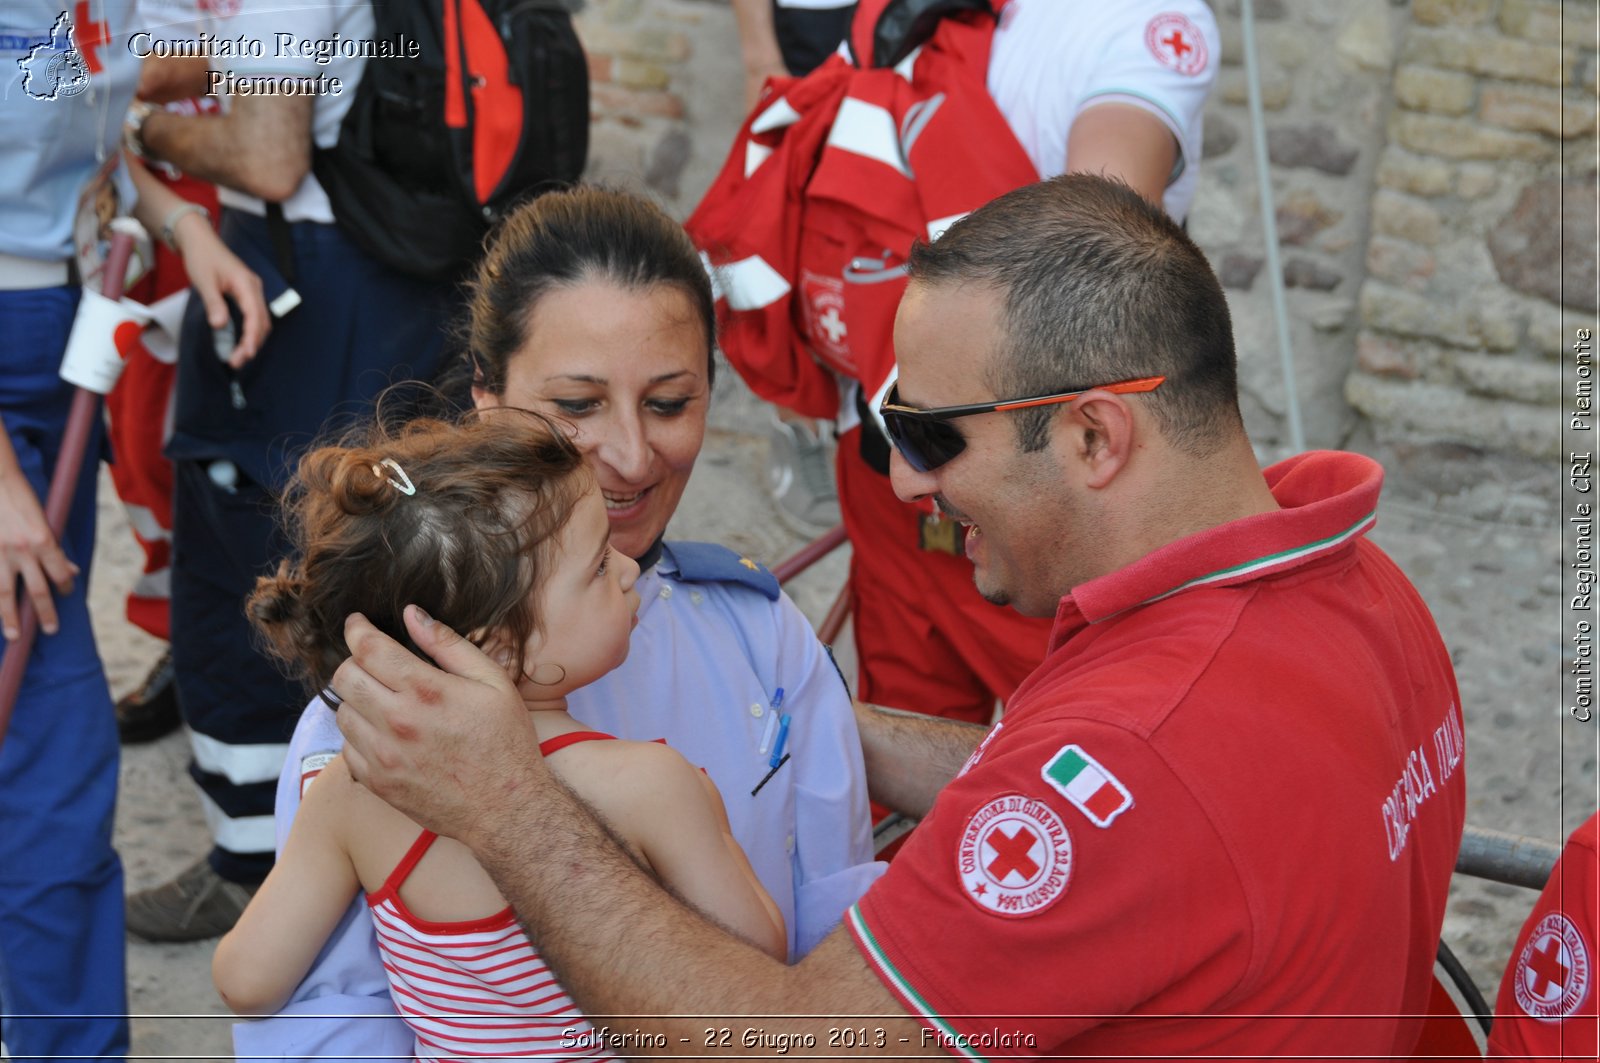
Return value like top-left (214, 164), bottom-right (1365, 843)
top-left (262, 201), bottom-right (298, 288)
top-left (660, 541), bottom-right (781, 601)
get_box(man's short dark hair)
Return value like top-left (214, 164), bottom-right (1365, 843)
top-left (907, 174), bottom-right (1241, 456)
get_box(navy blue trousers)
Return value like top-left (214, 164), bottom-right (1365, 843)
top-left (0, 285), bottom-right (128, 1061)
top-left (167, 210), bottom-right (453, 883)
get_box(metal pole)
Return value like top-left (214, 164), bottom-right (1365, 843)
top-left (771, 523), bottom-right (849, 584)
top-left (1455, 824), bottom-right (1563, 890)
top-left (1241, 0), bottom-right (1307, 454)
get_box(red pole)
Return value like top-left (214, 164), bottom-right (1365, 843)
top-left (0, 232), bottom-right (137, 746)
top-left (771, 523), bottom-right (849, 585)
top-left (816, 581), bottom-right (851, 646)
top-left (769, 524), bottom-right (852, 645)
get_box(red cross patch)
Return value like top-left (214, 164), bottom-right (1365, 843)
top-left (799, 269), bottom-right (854, 375)
top-left (71, 0), bottom-right (108, 74)
top-left (1513, 912), bottom-right (1592, 1022)
top-left (957, 793), bottom-right (1072, 919)
top-left (1145, 13), bottom-right (1208, 77)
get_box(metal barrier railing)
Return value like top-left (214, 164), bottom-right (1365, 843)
top-left (770, 524), bottom-right (848, 584)
top-left (1446, 824), bottom-right (1564, 1036)
top-left (770, 523), bottom-right (852, 644)
top-left (1455, 824), bottom-right (1562, 891)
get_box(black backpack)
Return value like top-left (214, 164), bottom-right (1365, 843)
top-left (310, 0), bottom-right (589, 281)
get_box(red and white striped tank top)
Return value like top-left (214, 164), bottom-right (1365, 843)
top-left (367, 730), bottom-right (616, 1062)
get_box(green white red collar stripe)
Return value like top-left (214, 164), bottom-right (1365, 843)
top-left (1063, 451), bottom-right (1386, 628)
top-left (1132, 508), bottom-right (1377, 610)
top-left (847, 906), bottom-right (991, 1063)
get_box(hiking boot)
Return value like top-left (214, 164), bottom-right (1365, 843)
top-left (116, 649), bottom-right (181, 744)
top-left (767, 415), bottom-right (840, 535)
top-left (125, 856), bottom-right (258, 942)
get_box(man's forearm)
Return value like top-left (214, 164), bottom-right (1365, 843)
top-left (141, 98), bottom-right (311, 203)
top-left (469, 762), bottom-right (795, 1034)
top-left (854, 701), bottom-right (985, 818)
top-left (332, 611), bottom-right (917, 1054)
top-left (467, 761), bottom-right (917, 1055)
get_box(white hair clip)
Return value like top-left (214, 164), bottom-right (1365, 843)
top-left (374, 458), bottom-right (416, 496)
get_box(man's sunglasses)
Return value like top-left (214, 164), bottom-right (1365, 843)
top-left (879, 375), bottom-right (1167, 472)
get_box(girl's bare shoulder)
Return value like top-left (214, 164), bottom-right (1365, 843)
top-left (549, 738), bottom-right (707, 827)
top-left (306, 754), bottom-right (434, 890)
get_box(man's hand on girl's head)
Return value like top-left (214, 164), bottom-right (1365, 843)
top-left (334, 606), bottom-right (543, 848)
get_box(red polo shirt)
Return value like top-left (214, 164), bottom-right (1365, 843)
top-left (1489, 813), bottom-right (1598, 1061)
top-left (848, 451), bottom-right (1467, 1060)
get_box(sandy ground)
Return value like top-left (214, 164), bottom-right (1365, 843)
top-left (68, 367), bottom-right (1593, 1059)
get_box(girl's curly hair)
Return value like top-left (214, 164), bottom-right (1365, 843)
top-left (248, 409), bottom-right (589, 693)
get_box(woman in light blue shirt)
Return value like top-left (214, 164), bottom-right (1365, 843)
top-left (236, 186), bottom-right (881, 1061)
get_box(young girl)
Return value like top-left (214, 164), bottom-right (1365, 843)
top-left (213, 412), bottom-right (786, 1057)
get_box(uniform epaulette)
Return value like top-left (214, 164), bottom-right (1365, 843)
top-left (660, 541), bottom-right (780, 601)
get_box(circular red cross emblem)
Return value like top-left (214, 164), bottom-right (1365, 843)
top-left (957, 793), bottom-right (1072, 919)
top-left (1513, 912), bottom-right (1593, 1022)
top-left (1145, 13), bottom-right (1208, 77)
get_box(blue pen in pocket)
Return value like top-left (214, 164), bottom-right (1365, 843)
top-left (769, 713), bottom-right (793, 770)
top-left (752, 689), bottom-right (791, 795)
top-left (758, 686), bottom-right (785, 755)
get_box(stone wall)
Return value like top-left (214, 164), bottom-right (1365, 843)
top-left (569, 0), bottom-right (1598, 466)
top-left (1346, 0), bottom-right (1595, 463)
top-left (1189, 0), bottom-right (1413, 456)
top-left (574, 0), bottom-right (742, 219)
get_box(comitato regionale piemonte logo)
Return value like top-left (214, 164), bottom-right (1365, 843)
top-left (18, 11), bottom-right (91, 101)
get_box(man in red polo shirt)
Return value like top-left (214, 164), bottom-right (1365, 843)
top-left (332, 174), bottom-right (1467, 1059)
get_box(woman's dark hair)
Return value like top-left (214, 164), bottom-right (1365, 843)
top-left (462, 185), bottom-right (716, 396)
top-left (248, 410), bottom-right (589, 693)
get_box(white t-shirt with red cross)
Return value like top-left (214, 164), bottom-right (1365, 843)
top-left (987, 0), bottom-right (1218, 221)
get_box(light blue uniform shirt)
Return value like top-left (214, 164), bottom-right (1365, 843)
top-left (1, 0), bottom-right (139, 260)
top-left (235, 544), bottom-right (884, 1061)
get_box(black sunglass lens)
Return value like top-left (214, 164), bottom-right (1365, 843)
top-left (916, 419), bottom-right (964, 470)
top-left (882, 411), bottom-right (927, 472)
top-left (884, 411), bottom-right (963, 472)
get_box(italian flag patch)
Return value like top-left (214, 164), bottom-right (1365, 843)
top-left (1041, 745), bottom-right (1133, 828)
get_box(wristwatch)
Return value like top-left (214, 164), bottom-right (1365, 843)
top-left (123, 99), bottom-right (157, 161)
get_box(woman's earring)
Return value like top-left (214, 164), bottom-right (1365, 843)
top-left (528, 662), bottom-right (568, 687)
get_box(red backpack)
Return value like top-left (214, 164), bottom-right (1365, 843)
top-left (686, 0), bottom-right (1036, 419)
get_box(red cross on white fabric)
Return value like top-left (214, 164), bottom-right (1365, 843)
top-left (1144, 13), bottom-right (1207, 76)
top-left (72, 0), bottom-right (109, 73)
top-left (1527, 936), bottom-right (1572, 998)
top-left (985, 826), bottom-right (1040, 882)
